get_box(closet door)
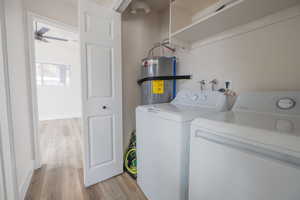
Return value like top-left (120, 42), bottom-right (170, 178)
top-left (79, 0), bottom-right (123, 187)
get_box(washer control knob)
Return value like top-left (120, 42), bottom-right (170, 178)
top-left (276, 98), bottom-right (296, 110)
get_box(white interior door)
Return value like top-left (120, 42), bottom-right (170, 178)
top-left (80, 0), bottom-right (123, 187)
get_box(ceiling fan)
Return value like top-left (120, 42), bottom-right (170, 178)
top-left (34, 22), bottom-right (69, 43)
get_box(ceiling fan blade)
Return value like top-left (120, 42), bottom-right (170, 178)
top-left (35, 36), bottom-right (49, 43)
top-left (41, 38), bottom-right (49, 43)
top-left (43, 35), bottom-right (69, 42)
top-left (37, 27), bottom-right (50, 35)
top-left (70, 39), bottom-right (79, 42)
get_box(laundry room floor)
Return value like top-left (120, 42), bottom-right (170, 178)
top-left (25, 119), bottom-right (147, 200)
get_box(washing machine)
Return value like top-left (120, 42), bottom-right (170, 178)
top-left (136, 89), bottom-right (231, 200)
top-left (189, 91), bottom-right (300, 200)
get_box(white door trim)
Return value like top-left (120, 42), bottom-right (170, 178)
top-left (0, 0), bottom-right (19, 199)
top-left (112, 0), bottom-right (132, 12)
top-left (25, 12), bottom-right (79, 169)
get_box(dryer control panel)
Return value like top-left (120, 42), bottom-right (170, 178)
top-left (233, 92), bottom-right (300, 116)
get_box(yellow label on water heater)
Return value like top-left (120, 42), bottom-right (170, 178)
top-left (152, 80), bottom-right (164, 94)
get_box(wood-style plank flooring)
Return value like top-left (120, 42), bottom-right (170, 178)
top-left (25, 119), bottom-right (147, 200)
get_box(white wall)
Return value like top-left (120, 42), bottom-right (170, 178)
top-left (159, 7), bottom-right (170, 41)
top-left (3, 0), bottom-right (34, 198)
top-left (0, 12), bottom-right (6, 199)
top-left (0, 5), bottom-right (19, 198)
top-left (35, 36), bottom-right (81, 121)
top-left (25, 0), bottom-right (78, 27)
top-left (122, 12), bottom-right (162, 148)
top-left (175, 6), bottom-right (300, 94)
top-left (0, 155), bottom-right (4, 200)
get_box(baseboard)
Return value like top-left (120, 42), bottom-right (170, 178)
top-left (39, 113), bottom-right (82, 121)
top-left (34, 159), bottom-right (42, 170)
top-left (19, 165), bottom-right (34, 200)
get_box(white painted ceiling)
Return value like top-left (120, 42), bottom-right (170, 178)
top-left (175, 0), bottom-right (220, 15)
top-left (59, 0), bottom-right (78, 7)
top-left (58, 0), bottom-right (120, 7)
top-left (59, 0), bottom-right (170, 12)
top-left (144, 0), bottom-right (170, 11)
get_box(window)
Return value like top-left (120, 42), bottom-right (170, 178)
top-left (36, 63), bottom-right (70, 86)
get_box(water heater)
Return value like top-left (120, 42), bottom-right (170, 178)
top-left (139, 57), bottom-right (176, 105)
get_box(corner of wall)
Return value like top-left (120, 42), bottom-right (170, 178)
top-left (18, 160), bottom-right (34, 200)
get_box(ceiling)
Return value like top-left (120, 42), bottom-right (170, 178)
top-left (144, 0), bottom-right (170, 12)
top-left (174, 0), bottom-right (220, 14)
top-left (58, 0), bottom-right (170, 12)
top-left (59, 0), bottom-right (114, 6)
top-left (59, 0), bottom-right (78, 7)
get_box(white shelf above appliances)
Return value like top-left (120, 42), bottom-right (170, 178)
top-left (170, 0), bottom-right (300, 45)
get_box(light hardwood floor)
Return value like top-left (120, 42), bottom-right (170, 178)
top-left (25, 119), bottom-right (147, 200)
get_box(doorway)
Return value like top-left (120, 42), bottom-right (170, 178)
top-left (27, 0), bottom-right (125, 195)
top-left (27, 14), bottom-right (85, 192)
top-left (34, 21), bottom-right (83, 165)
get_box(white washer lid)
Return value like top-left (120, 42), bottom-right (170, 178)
top-left (192, 111), bottom-right (300, 158)
top-left (136, 103), bottom-right (222, 122)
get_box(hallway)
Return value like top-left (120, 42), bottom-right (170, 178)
top-left (25, 119), bottom-right (147, 200)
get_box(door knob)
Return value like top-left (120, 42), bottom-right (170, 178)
top-left (102, 106), bottom-right (107, 110)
